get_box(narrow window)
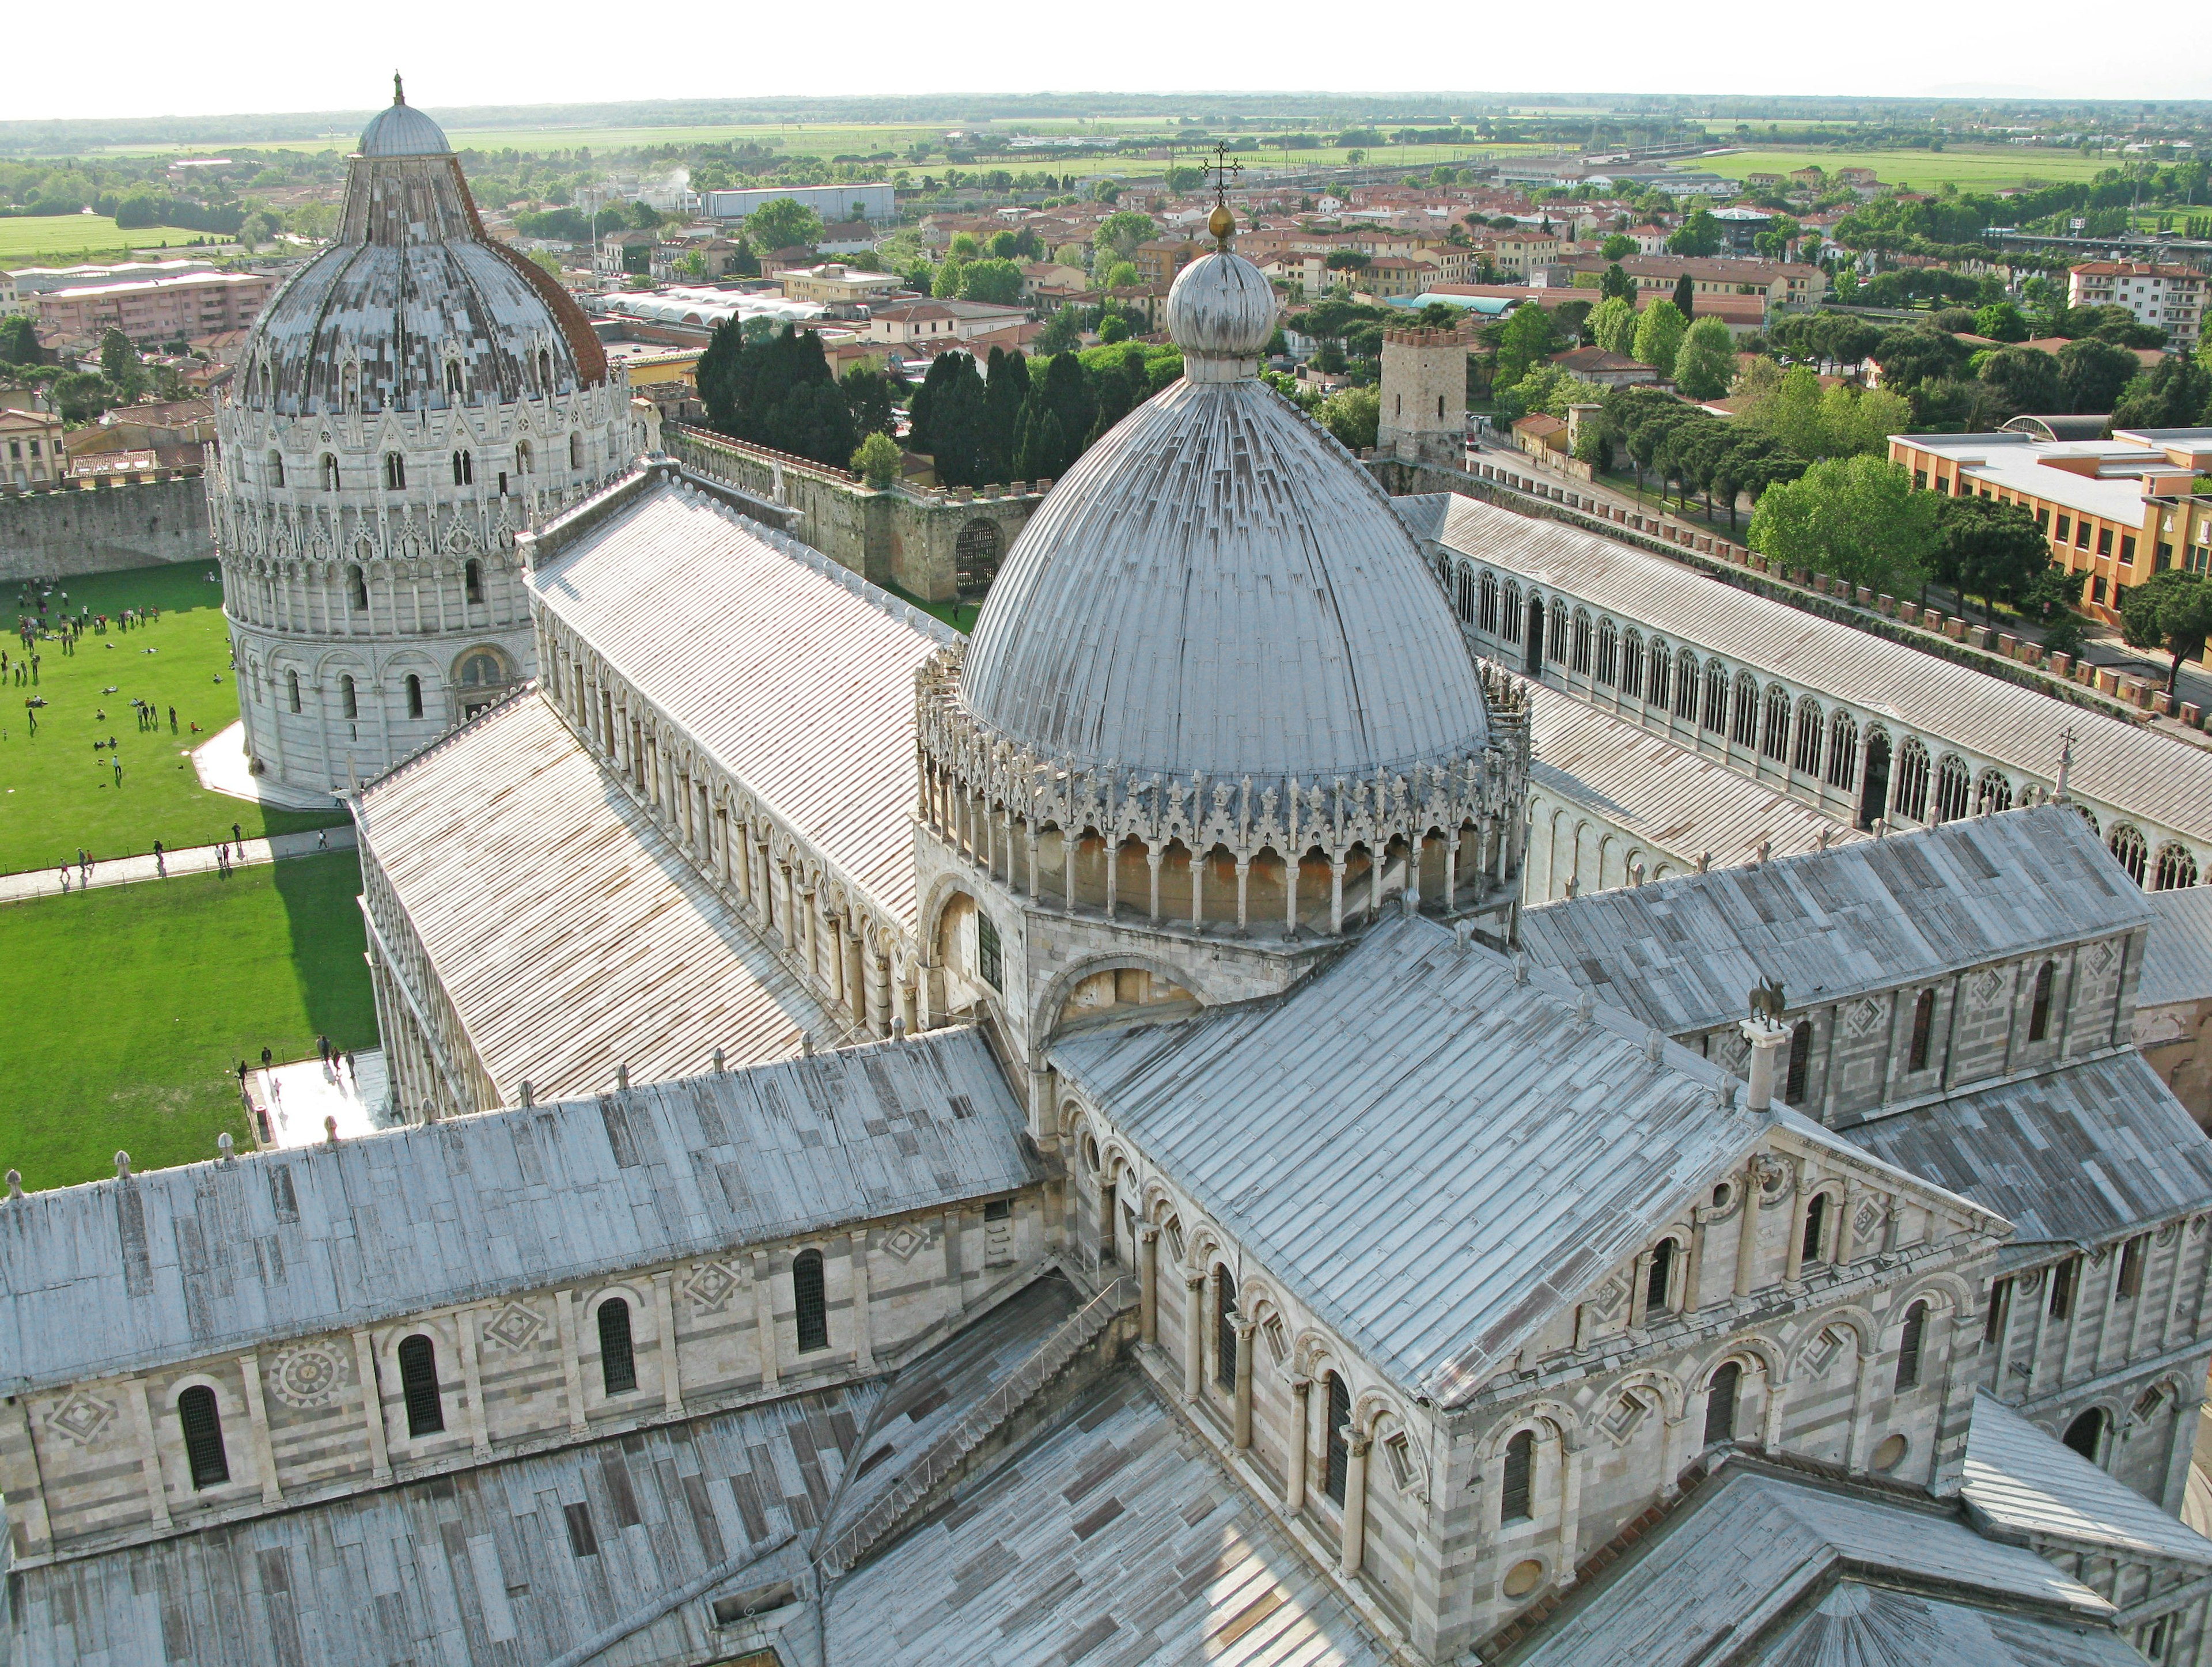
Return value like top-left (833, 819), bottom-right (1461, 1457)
top-left (398, 1335), bottom-right (445, 1436)
top-left (268, 450), bottom-right (285, 488)
top-left (1801, 1193), bottom-right (1828, 1265)
top-left (516, 440), bottom-right (535, 475)
top-left (405, 674), bottom-right (423, 719)
top-left (451, 450), bottom-right (468, 486)
top-left (569, 431), bottom-right (584, 469)
top-left (464, 558), bottom-right (483, 605)
top-left (1645, 1239), bottom-right (1675, 1315)
top-left (2063, 1407), bottom-right (2106, 1463)
top-left (347, 564), bottom-right (368, 610)
top-left (384, 452), bottom-right (406, 490)
top-left (340, 675), bottom-right (358, 721)
top-left (445, 359), bottom-right (463, 397)
top-left (320, 453), bottom-right (338, 490)
top-left (1214, 1267), bottom-right (1238, 1391)
top-left (1703, 1362), bottom-right (1740, 1446)
top-left (1500, 1429), bottom-right (1534, 1522)
top-left (177, 1386), bottom-right (229, 1488)
top-left (793, 1249), bottom-right (828, 1352)
top-left (286, 670), bottom-right (302, 714)
top-left (1895, 1301), bottom-right (1927, 1391)
top-left (2048, 1254), bottom-right (2081, 1320)
top-left (1785, 1020), bottom-right (1812, 1105)
top-left (1907, 989), bottom-right (1935, 1072)
top-left (1984, 1277), bottom-right (2013, 1344)
top-left (2116, 1234), bottom-right (2146, 1301)
top-left (1323, 1372), bottom-right (1351, 1505)
top-left (976, 911), bottom-right (1003, 990)
top-left (598, 1297), bottom-right (638, 1393)
top-left (2028, 962), bottom-right (2054, 1043)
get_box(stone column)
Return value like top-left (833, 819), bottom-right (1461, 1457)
top-left (866, 952), bottom-right (892, 1037)
top-left (1147, 845), bottom-right (1164, 923)
top-left (1236, 857), bottom-right (1251, 933)
top-left (1191, 845), bottom-right (1206, 929)
top-left (124, 1377), bottom-right (171, 1532)
top-left (237, 1352), bottom-right (283, 1505)
top-left (1783, 1173), bottom-right (1812, 1285)
top-left (850, 1233), bottom-right (876, 1371)
top-left (353, 1328), bottom-right (392, 1476)
top-left (1844, 1347), bottom-right (1877, 1472)
top-left (458, 1309), bottom-right (491, 1458)
top-left (844, 923), bottom-right (866, 1028)
top-left (0, 1399), bottom-right (53, 1555)
top-left (555, 1294), bottom-right (588, 1437)
top-left (1627, 1249), bottom-right (1653, 1330)
top-left (1286, 1375), bottom-right (1311, 1512)
top-left (653, 1271), bottom-right (684, 1416)
top-left (1733, 1165), bottom-right (1763, 1298)
top-left (1183, 1272), bottom-right (1205, 1401)
top-left (1330, 859), bottom-right (1346, 934)
top-left (1138, 1224), bottom-right (1161, 1346)
top-left (752, 1251), bottom-right (780, 1393)
top-left (1339, 1434), bottom-right (1370, 1577)
top-left (1556, 1437), bottom-right (1586, 1577)
top-left (1232, 1316), bottom-right (1257, 1449)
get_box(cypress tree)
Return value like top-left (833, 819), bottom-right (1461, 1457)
top-left (1672, 272), bottom-right (1695, 320)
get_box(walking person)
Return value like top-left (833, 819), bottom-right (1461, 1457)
top-left (260, 1046), bottom-right (273, 1070)
top-left (232, 821), bottom-right (243, 847)
top-left (57, 866), bottom-right (69, 893)
top-left (153, 839), bottom-right (165, 877)
top-left (317, 827), bottom-right (328, 851)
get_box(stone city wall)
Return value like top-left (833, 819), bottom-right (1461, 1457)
top-left (0, 472), bottom-right (212, 580)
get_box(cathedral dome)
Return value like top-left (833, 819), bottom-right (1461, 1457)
top-left (233, 81), bottom-right (607, 418)
top-left (958, 243), bottom-right (1490, 789)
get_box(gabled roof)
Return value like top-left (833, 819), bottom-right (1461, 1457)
top-left (2138, 884), bottom-right (2212, 1009)
top-left (1965, 1394), bottom-right (2212, 1567)
top-left (1520, 807), bottom-right (2149, 1037)
top-left (1839, 1050), bottom-right (2212, 1249)
top-left (0, 1029), bottom-right (1035, 1394)
top-left (1051, 914), bottom-right (1759, 1406)
top-left (1506, 1465), bottom-right (2130, 1667)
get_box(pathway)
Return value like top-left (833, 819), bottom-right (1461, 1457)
top-left (0, 824), bottom-right (359, 906)
top-left (244, 1050), bottom-right (397, 1149)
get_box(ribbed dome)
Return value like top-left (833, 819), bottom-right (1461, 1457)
top-left (1164, 249), bottom-right (1276, 377)
top-left (236, 82), bottom-right (606, 416)
top-left (960, 347), bottom-right (1490, 786)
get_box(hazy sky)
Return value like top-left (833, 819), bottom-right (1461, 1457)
top-left (11, 0), bottom-right (2211, 123)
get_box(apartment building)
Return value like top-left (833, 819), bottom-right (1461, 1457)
top-left (2069, 262), bottom-right (2205, 350)
top-left (32, 271), bottom-right (274, 347)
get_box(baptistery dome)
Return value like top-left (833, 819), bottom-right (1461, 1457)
top-left (960, 243), bottom-right (1491, 788)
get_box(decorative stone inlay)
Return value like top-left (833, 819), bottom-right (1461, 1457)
top-left (270, 1342), bottom-right (349, 1408)
top-left (683, 1261), bottom-right (741, 1316)
top-left (482, 1301), bottom-right (547, 1352)
top-left (1846, 998), bottom-right (1883, 1038)
top-left (47, 1389), bottom-right (118, 1446)
top-left (880, 1223), bottom-right (926, 1263)
top-left (1971, 969), bottom-right (2004, 1006)
top-left (1802, 1326), bottom-right (1847, 1377)
top-left (1591, 1276), bottom-right (1628, 1320)
top-left (1599, 1391), bottom-right (1649, 1442)
top-left (1854, 1196), bottom-right (1884, 1241)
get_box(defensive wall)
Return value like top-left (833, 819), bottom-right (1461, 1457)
top-left (0, 470), bottom-right (212, 581)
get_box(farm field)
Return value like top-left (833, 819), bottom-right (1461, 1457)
top-left (1690, 146), bottom-right (2120, 192)
top-left (0, 559), bottom-right (346, 873)
top-left (0, 850), bottom-right (375, 1191)
top-left (0, 214), bottom-right (219, 263)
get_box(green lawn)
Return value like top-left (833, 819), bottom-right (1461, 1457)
top-left (0, 215), bottom-right (221, 263)
top-left (1, 560), bottom-right (345, 873)
top-left (1691, 146), bottom-right (2119, 193)
top-left (0, 851), bottom-right (376, 1191)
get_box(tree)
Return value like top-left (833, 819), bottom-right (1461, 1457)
top-left (1666, 209), bottom-right (1723, 256)
top-left (931, 259), bottom-right (967, 299)
top-left (1037, 350), bottom-right (1096, 463)
top-left (1870, 327), bottom-right (1969, 396)
top-left (2112, 354), bottom-right (2212, 430)
top-left (0, 315), bottom-right (40, 366)
top-left (2120, 569), bottom-right (2212, 696)
top-left (1013, 406), bottom-right (1066, 481)
top-left (695, 321), bottom-right (854, 468)
top-left (1748, 454), bottom-right (1941, 596)
top-left (1972, 302), bottom-right (2029, 343)
top-left (982, 347), bottom-right (1030, 480)
top-left (1600, 263), bottom-right (1634, 302)
top-left (1672, 316), bottom-right (1735, 401)
top-left (1318, 384), bottom-right (1381, 452)
top-left (850, 430), bottom-right (902, 487)
top-left (1979, 344), bottom-right (2064, 418)
top-left (50, 370), bottom-right (111, 423)
top-left (915, 352), bottom-right (990, 486)
top-left (1093, 210), bottom-right (1156, 266)
top-left (841, 364), bottom-right (897, 439)
top-left (1631, 300), bottom-right (1686, 373)
top-left (1933, 496), bottom-right (2051, 619)
top-left (1100, 260), bottom-right (1139, 291)
top-left (959, 257), bottom-right (1024, 306)
top-left (1035, 304), bottom-right (1083, 355)
top-left (2056, 336), bottom-right (2139, 414)
top-left (1589, 297), bottom-right (1638, 358)
top-left (1494, 303), bottom-right (1558, 387)
top-left (744, 197), bottom-right (823, 253)
top-left (98, 327), bottom-right (142, 400)
top-left (1600, 233), bottom-right (1636, 262)
top-left (1671, 272), bottom-right (1695, 321)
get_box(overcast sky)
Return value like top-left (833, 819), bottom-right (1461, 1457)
top-left (11, 0), bottom-right (2210, 124)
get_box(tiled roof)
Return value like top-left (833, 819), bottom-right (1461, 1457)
top-left (2139, 884), bottom-right (2212, 1008)
top-left (1965, 1394), bottom-right (2212, 1566)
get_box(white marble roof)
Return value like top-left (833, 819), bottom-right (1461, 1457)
top-left (2139, 883), bottom-right (2212, 1009)
top-left (1965, 1394), bottom-right (2212, 1567)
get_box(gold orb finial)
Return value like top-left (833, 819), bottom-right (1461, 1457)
top-left (1209, 202), bottom-right (1235, 244)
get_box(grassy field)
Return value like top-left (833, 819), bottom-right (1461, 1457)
top-left (1691, 146), bottom-right (2120, 192)
top-left (0, 560), bottom-right (345, 874)
top-left (0, 215), bottom-right (219, 263)
top-left (0, 850), bottom-right (375, 1191)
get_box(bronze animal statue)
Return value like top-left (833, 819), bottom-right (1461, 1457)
top-left (1749, 975), bottom-right (1787, 1022)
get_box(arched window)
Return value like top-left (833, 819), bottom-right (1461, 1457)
top-left (1647, 638), bottom-right (1671, 709)
top-left (464, 558), bottom-right (483, 604)
top-left (1975, 770), bottom-right (2013, 814)
top-left (1896, 1301), bottom-right (1929, 1391)
top-left (347, 564), bottom-right (368, 611)
top-left (445, 359), bottom-right (463, 397)
top-left (451, 449), bottom-right (474, 486)
top-left (286, 670), bottom-right (302, 715)
top-left (1908, 988), bottom-right (1936, 1071)
top-left (2154, 843), bottom-right (2197, 892)
top-left (177, 1386), bottom-right (229, 1488)
top-left (1825, 711), bottom-right (1858, 789)
top-left (459, 651), bottom-right (503, 690)
top-left (320, 453), bottom-right (339, 490)
top-left (1785, 1020), bottom-right (1812, 1104)
top-left (1703, 660), bottom-right (1730, 733)
top-left (1801, 1192), bottom-right (1829, 1264)
top-left (1893, 739), bottom-right (1930, 823)
top-left (405, 673), bottom-right (423, 719)
top-left (569, 431), bottom-right (584, 470)
top-left (1933, 753), bottom-right (1971, 823)
top-left (1703, 1362), bottom-right (1740, 1446)
top-left (1761, 683), bottom-right (1790, 760)
top-left (1546, 601), bottom-right (1568, 665)
top-left (598, 1297), bottom-right (638, 1395)
top-left (1674, 650), bottom-right (1699, 721)
top-left (1645, 1238), bottom-right (1676, 1315)
top-left (2110, 824), bottom-right (2149, 886)
top-left (1214, 1268), bottom-right (1238, 1391)
top-left (1791, 698), bottom-right (1823, 775)
top-left (1595, 617), bottom-right (1618, 684)
top-left (1570, 608), bottom-right (1592, 673)
top-left (1323, 1372), bottom-right (1351, 1505)
top-left (398, 1335), bottom-right (445, 1436)
top-left (383, 452), bottom-right (407, 490)
top-left (793, 1249), bottom-right (828, 1352)
top-left (1501, 582), bottom-right (1522, 643)
top-left (515, 440), bottom-right (535, 475)
top-left (340, 675), bottom-right (358, 721)
top-left (267, 449), bottom-right (285, 488)
top-left (1501, 1429), bottom-right (1535, 1522)
top-left (1478, 571), bottom-right (1499, 633)
top-left (1729, 671), bottom-right (1757, 747)
top-left (1620, 629), bottom-right (1644, 698)
top-left (2063, 1407), bottom-right (2107, 1464)
top-left (2028, 962), bottom-right (2055, 1043)
top-left (1453, 565), bottom-right (1476, 622)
